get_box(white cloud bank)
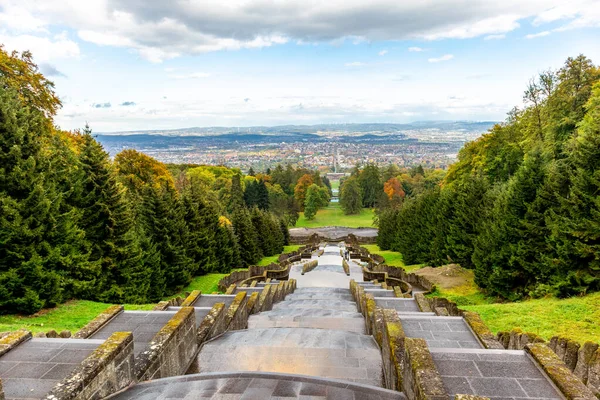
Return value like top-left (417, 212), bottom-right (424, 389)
top-left (1, 0), bottom-right (599, 61)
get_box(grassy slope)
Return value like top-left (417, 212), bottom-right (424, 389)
top-left (424, 269), bottom-right (600, 344)
top-left (296, 203), bottom-right (375, 228)
top-left (362, 245), bottom-right (600, 344)
top-left (0, 248), bottom-right (298, 334)
top-left (361, 244), bottom-right (424, 272)
top-left (256, 245), bottom-right (303, 266)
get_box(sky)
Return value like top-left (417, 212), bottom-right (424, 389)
top-left (1, 1), bottom-right (600, 132)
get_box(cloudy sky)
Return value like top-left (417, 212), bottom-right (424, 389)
top-left (1, 0), bottom-right (599, 132)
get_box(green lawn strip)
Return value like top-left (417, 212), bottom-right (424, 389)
top-left (296, 203), bottom-right (375, 228)
top-left (256, 245), bottom-right (303, 266)
top-left (0, 300), bottom-right (115, 334)
top-left (461, 292), bottom-right (600, 344)
top-left (330, 180), bottom-right (340, 190)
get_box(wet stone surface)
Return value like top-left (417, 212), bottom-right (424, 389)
top-left (196, 327), bottom-right (383, 386)
top-left (400, 316), bottom-right (482, 349)
top-left (193, 295), bottom-right (236, 308)
top-left (0, 338), bottom-right (102, 400)
top-left (375, 298), bottom-right (420, 312)
top-left (90, 310), bottom-right (176, 356)
top-left (430, 349), bottom-right (563, 399)
top-left (108, 372), bottom-right (405, 400)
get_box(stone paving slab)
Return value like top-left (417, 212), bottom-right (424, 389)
top-left (0, 338), bottom-right (103, 400)
top-left (400, 316), bottom-right (482, 349)
top-left (107, 371), bottom-right (405, 400)
top-left (195, 328), bottom-right (383, 386)
top-left (193, 295), bottom-right (236, 307)
top-left (273, 299), bottom-right (359, 312)
top-left (430, 349), bottom-right (562, 400)
top-left (365, 289), bottom-right (396, 298)
top-left (255, 308), bottom-right (363, 319)
top-left (234, 287), bottom-right (263, 294)
top-left (90, 310), bottom-right (176, 356)
top-left (285, 292), bottom-right (354, 301)
top-left (375, 298), bottom-right (420, 312)
top-left (167, 307), bottom-right (211, 328)
top-left (249, 316), bottom-right (367, 333)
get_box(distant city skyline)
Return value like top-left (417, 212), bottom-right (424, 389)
top-left (1, 1), bottom-right (599, 131)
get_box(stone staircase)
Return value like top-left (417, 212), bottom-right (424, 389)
top-left (356, 281), bottom-right (569, 400)
top-left (196, 287), bottom-right (386, 387)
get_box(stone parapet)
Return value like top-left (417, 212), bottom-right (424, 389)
top-left (181, 290), bottom-right (201, 307)
top-left (0, 378), bottom-right (3, 400)
top-left (301, 260), bottom-right (318, 275)
top-left (74, 305), bottom-right (124, 339)
top-left (45, 332), bottom-right (135, 400)
top-left (402, 337), bottom-right (448, 400)
top-left (225, 292), bottom-right (249, 331)
top-left (135, 307), bottom-right (197, 381)
top-left (0, 330), bottom-right (31, 357)
top-left (196, 303), bottom-right (228, 343)
top-left (462, 312), bottom-right (504, 350)
top-left (525, 343), bottom-right (596, 400)
top-left (152, 301), bottom-right (170, 311)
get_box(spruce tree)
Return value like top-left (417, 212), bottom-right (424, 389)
top-left (232, 207), bottom-right (261, 266)
top-left (78, 131), bottom-right (141, 302)
top-left (340, 177), bottom-right (362, 215)
top-left (0, 86), bottom-right (91, 313)
top-left (228, 174), bottom-right (245, 212)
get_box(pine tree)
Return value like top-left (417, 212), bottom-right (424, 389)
top-left (77, 130), bottom-right (141, 302)
top-left (340, 177), bottom-right (362, 215)
top-left (0, 86), bottom-right (90, 313)
top-left (359, 163), bottom-right (383, 207)
top-left (215, 218), bottom-right (241, 272)
top-left (280, 218), bottom-right (290, 246)
top-left (303, 184), bottom-right (320, 220)
top-left (256, 179), bottom-right (270, 210)
top-left (228, 174), bottom-right (245, 212)
top-left (232, 207), bottom-right (261, 266)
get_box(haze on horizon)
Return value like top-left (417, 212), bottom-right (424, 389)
top-left (1, 0), bottom-right (599, 132)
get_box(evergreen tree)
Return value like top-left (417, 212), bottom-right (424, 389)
top-left (228, 174), bottom-right (245, 212)
top-left (215, 218), bottom-right (241, 272)
top-left (303, 184), bottom-right (320, 220)
top-left (0, 86), bottom-right (90, 313)
top-left (340, 177), bottom-right (362, 215)
top-left (280, 218), bottom-right (290, 246)
top-left (358, 163), bottom-right (383, 207)
top-left (77, 130), bottom-right (140, 303)
top-left (232, 207), bottom-right (261, 266)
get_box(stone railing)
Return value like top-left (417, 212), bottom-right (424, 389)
top-left (301, 260), bottom-right (318, 275)
top-left (218, 245), bottom-right (317, 291)
top-left (342, 259), bottom-right (350, 275)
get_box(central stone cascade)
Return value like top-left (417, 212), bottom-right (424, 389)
top-left (107, 243), bottom-right (404, 399)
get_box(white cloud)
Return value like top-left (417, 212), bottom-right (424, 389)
top-left (428, 54), bottom-right (454, 63)
top-left (525, 31), bottom-right (551, 38)
top-left (408, 47), bottom-right (426, 52)
top-left (1, 0), bottom-right (598, 61)
top-left (379, 49), bottom-right (388, 56)
top-left (345, 62), bottom-right (366, 67)
top-left (0, 33), bottom-right (80, 62)
top-left (485, 34), bottom-right (506, 40)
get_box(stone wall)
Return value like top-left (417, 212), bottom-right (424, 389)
top-left (301, 260), bottom-right (318, 275)
top-left (0, 330), bottom-right (31, 357)
top-left (135, 307), bottom-right (198, 381)
top-left (497, 329), bottom-right (600, 396)
top-left (45, 332), bottom-right (135, 400)
top-left (0, 377), bottom-right (4, 400)
top-left (402, 338), bottom-right (448, 400)
top-left (73, 305), bottom-right (124, 339)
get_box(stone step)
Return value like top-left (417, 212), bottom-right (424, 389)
top-left (294, 288), bottom-right (351, 294)
top-left (273, 299), bottom-right (359, 312)
top-left (365, 289), bottom-right (396, 297)
top-left (193, 294), bottom-right (236, 308)
top-left (194, 328), bottom-right (384, 386)
top-left (248, 315), bottom-right (366, 333)
top-left (258, 308), bottom-right (363, 319)
top-left (108, 371), bottom-right (405, 400)
top-left (374, 298), bottom-right (420, 312)
top-left (399, 316), bottom-right (482, 349)
top-left (429, 348), bottom-right (562, 400)
top-left (284, 292), bottom-right (354, 301)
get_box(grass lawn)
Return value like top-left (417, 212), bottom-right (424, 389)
top-left (0, 300), bottom-right (154, 334)
top-left (330, 180), bottom-right (340, 190)
top-left (361, 244), bottom-right (424, 272)
top-left (257, 245), bottom-right (303, 266)
top-left (422, 267), bottom-right (600, 344)
top-left (296, 203), bottom-right (374, 228)
top-left (462, 293), bottom-right (600, 344)
top-left (0, 246), bottom-right (303, 334)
